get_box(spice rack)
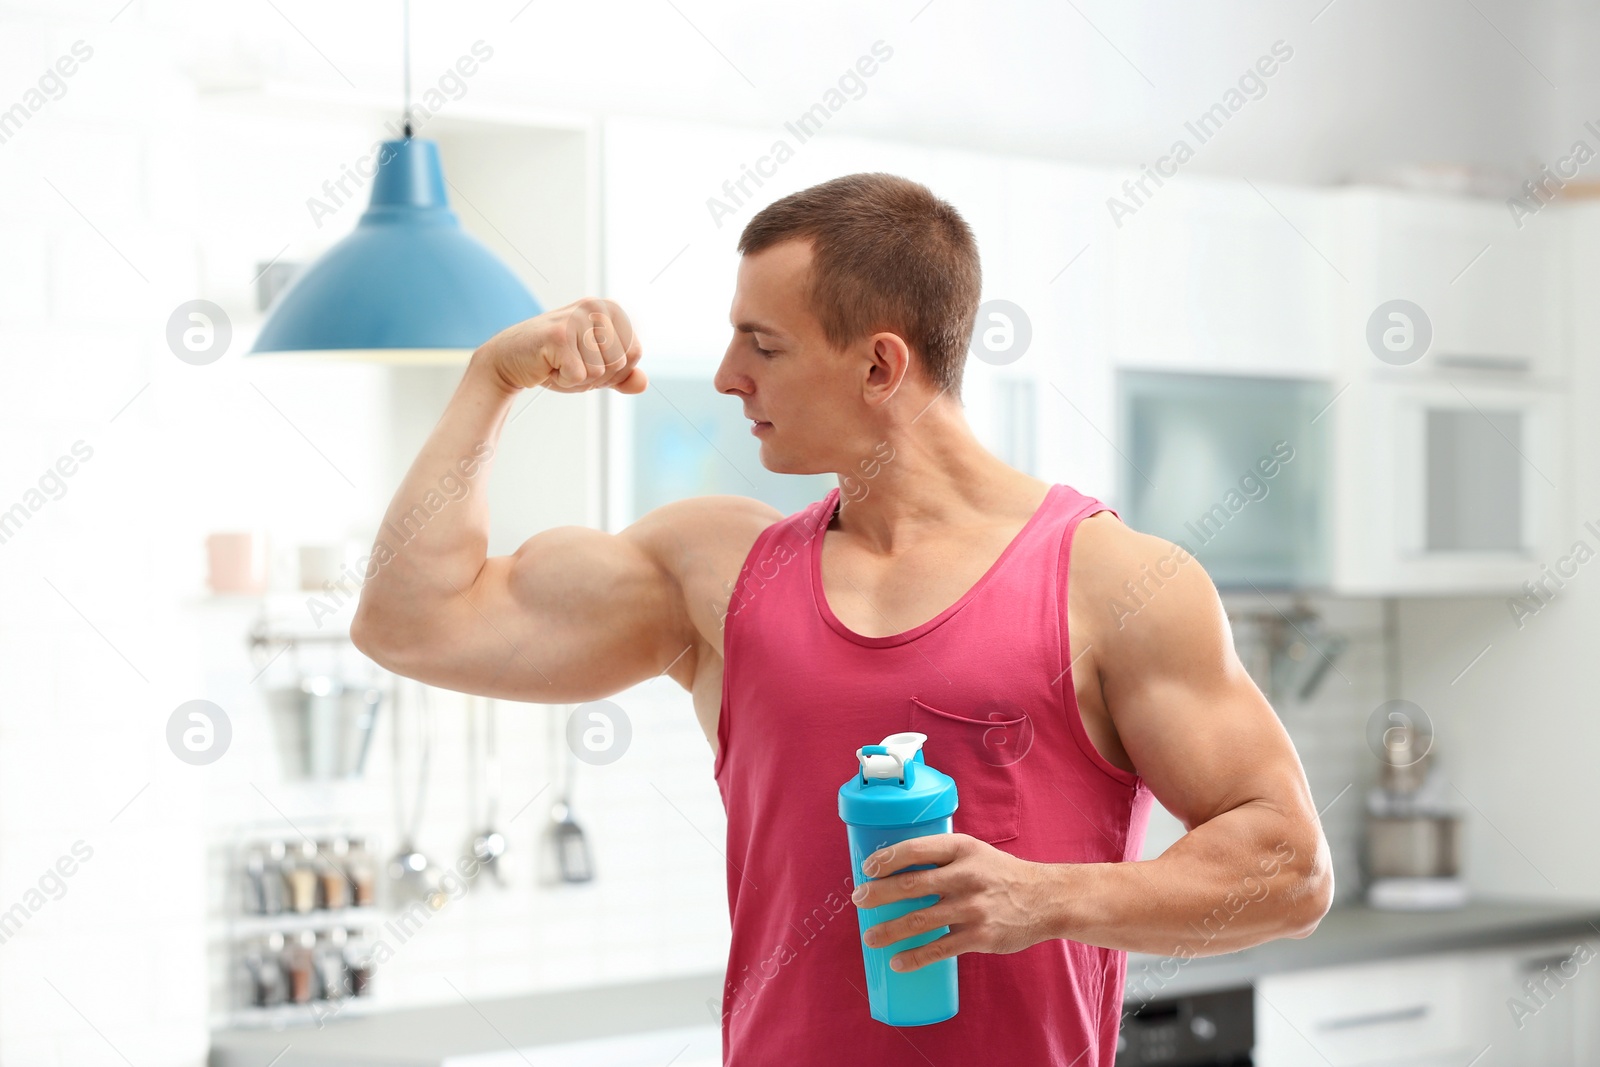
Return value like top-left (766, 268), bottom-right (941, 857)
top-left (222, 830), bottom-right (384, 1026)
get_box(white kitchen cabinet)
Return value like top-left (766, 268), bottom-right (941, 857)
top-left (1117, 370), bottom-right (1332, 590)
top-left (1255, 941), bottom-right (1600, 1067)
top-left (1332, 189), bottom-right (1565, 381)
top-left (1563, 201), bottom-right (1600, 383)
top-left (1317, 188), bottom-right (1573, 594)
top-left (1327, 372), bottom-right (1570, 595)
top-left (1107, 357), bottom-right (1572, 596)
top-left (1107, 176), bottom-right (1337, 379)
top-left (1470, 939), bottom-right (1600, 1067)
top-left (1255, 953), bottom-right (1486, 1066)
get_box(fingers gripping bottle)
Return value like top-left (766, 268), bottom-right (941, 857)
top-left (838, 731), bottom-right (960, 1026)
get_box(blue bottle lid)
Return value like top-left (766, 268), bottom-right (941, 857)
top-left (838, 731), bottom-right (958, 827)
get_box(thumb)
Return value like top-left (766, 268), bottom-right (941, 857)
top-left (611, 367), bottom-right (649, 394)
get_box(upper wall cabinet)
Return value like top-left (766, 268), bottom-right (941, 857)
top-left (1323, 189), bottom-right (1571, 595)
top-left (1106, 184), bottom-right (1575, 595)
top-left (1563, 199), bottom-right (1600, 385)
top-left (1326, 373), bottom-right (1569, 595)
top-left (1106, 176), bottom-right (1338, 379)
top-left (1330, 188), bottom-right (1565, 382)
top-left (601, 122), bottom-right (1577, 595)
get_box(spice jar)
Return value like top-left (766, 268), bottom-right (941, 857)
top-left (346, 837), bottom-right (377, 908)
top-left (248, 841), bottom-right (286, 915)
top-left (284, 930), bottom-right (317, 1004)
top-left (245, 932), bottom-right (287, 1006)
top-left (315, 929), bottom-right (349, 1000)
top-left (318, 838), bottom-right (349, 910)
top-left (244, 846), bottom-right (271, 915)
top-left (344, 928), bottom-right (375, 997)
top-left (285, 841), bottom-right (319, 914)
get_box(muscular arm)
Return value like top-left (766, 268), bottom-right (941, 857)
top-left (350, 300), bottom-right (777, 704)
top-left (1049, 515), bottom-right (1334, 956)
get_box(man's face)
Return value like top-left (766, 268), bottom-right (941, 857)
top-left (714, 240), bottom-right (879, 475)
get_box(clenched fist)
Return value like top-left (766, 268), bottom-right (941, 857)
top-left (477, 298), bottom-right (647, 396)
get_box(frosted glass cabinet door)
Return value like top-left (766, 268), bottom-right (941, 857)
top-left (1424, 408), bottom-right (1523, 553)
top-left (1328, 376), bottom-right (1567, 595)
top-left (1118, 371), bottom-right (1332, 590)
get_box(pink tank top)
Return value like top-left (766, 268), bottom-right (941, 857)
top-left (714, 483), bottom-right (1154, 1065)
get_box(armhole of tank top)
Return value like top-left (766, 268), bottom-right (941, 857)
top-left (1056, 500), bottom-right (1143, 790)
top-left (714, 514), bottom-right (789, 782)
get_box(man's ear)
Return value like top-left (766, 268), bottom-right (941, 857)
top-left (863, 332), bottom-right (911, 407)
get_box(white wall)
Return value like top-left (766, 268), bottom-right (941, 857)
top-left (0, 8), bottom-right (212, 1064)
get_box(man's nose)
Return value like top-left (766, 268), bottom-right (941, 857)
top-left (714, 346), bottom-right (747, 396)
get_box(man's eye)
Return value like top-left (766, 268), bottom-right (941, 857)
top-left (754, 342), bottom-right (776, 356)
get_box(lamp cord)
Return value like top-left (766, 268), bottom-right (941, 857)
top-left (401, 0), bottom-right (413, 138)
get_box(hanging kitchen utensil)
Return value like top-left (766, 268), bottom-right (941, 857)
top-left (388, 679), bottom-right (443, 905)
top-left (537, 705), bottom-right (560, 886)
top-left (261, 628), bottom-right (382, 780)
top-left (346, 685), bottom-right (383, 776)
top-left (543, 704), bottom-right (593, 884)
top-left (466, 695), bottom-right (508, 886)
top-left (302, 674), bottom-right (342, 778)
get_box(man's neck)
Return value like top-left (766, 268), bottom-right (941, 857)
top-left (832, 399), bottom-right (1049, 553)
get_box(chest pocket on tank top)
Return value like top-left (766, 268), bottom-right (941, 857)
top-left (909, 696), bottom-right (1035, 845)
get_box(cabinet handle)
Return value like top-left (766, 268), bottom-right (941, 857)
top-left (1520, 951), bottom-right (1579, 974)
top-left (1317, 1004), bottom-right (1429, 1031)
top-left (1433, 353), bottom-right (1531, 373)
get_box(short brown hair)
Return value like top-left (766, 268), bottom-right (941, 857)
top-left (738, 173), bottom-right (981, 395)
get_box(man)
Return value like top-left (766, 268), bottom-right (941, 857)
top-left (351, 173), bottom-right (1333, 1065)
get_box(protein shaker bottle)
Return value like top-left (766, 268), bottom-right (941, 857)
top-left (838, 730), bottom-right (959, 1026)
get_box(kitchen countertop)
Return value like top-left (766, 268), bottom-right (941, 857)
top-left (209, 971), bottom-right (725, 1067)
top-left (1123, 897), bottom-right (1600, 999)
top-left (209, 898), bottom-right (1600, 1066)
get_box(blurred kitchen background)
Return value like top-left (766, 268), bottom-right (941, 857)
top-left (5, 1), bottom-right (1600, 1064)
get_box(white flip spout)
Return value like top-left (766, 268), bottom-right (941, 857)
top-left (859, 731), bottom-right (927, 780)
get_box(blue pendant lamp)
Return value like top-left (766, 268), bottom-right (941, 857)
top-left (250, 1), bottom-right (539, 362)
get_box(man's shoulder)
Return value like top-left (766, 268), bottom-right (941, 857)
top-left (648, 492), bottom-right (788, 527)
top-left (1068, 505), bottom-right (1183, 564)
top-left (622, 494), bottom-right (794, 669)
top-left (630, 494), bottom-right (787, 568)
top-left (1067, 509), bottom-right (1218, 642)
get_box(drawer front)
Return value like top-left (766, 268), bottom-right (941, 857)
top-left (1255, 955), bottom-right (1477, 1066)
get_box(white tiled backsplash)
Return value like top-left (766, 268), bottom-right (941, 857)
top-left (1223, 596), bottom-right (1392, 904)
